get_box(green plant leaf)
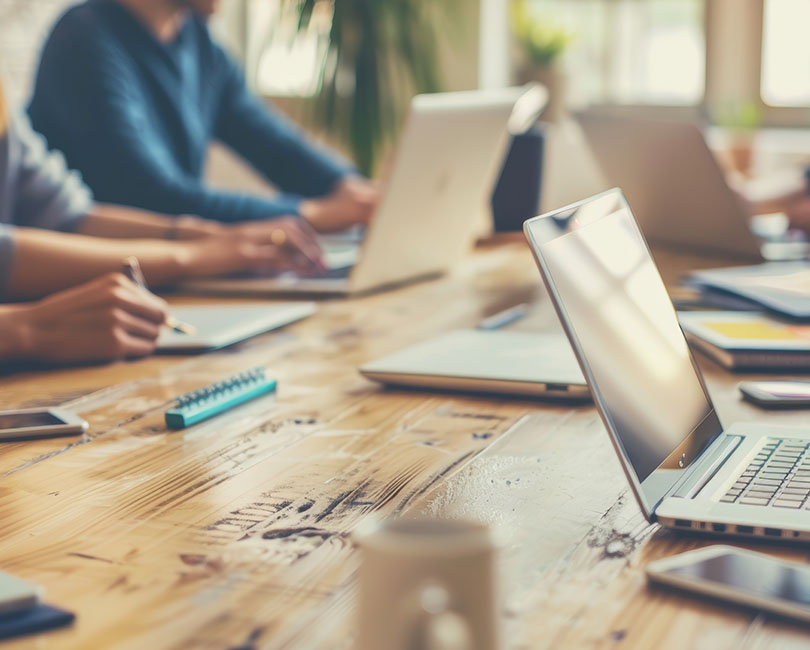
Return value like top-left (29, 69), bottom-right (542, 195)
top-left (282, 0), bottom-right (452, 175)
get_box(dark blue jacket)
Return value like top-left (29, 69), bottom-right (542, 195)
top-left (28, 0), bottom-right (351, 222)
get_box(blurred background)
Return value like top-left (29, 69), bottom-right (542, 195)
top-left (1, 0), bottom-right (808, 191)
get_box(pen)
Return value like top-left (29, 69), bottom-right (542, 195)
top-left (121, 257), bottom-right (197, 336)
top-left (477, 303), bottom-right (531, 330)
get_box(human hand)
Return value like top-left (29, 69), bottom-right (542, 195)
top-left (299, 175), bottom-right (379, 233)
top-left (228, 216), bottom-right (326, 274)
top-left (785, 196), bottom-right (810, 234)
top-left (8, 273), bottom-right (168, 363)
top-left (182, 216), bottom-right (327, 277)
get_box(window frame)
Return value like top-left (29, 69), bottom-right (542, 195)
top-left (498, 0), bottom-right (810, 128)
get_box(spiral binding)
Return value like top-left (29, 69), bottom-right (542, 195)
top-left (175, 367), bottom-right (266, 410)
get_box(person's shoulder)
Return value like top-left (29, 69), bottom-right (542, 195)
top-left (41, 1), bottom-right (123, 63)
top-left (48, 1), bottom-right (111, 39)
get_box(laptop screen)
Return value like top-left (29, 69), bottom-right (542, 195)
top-left (525, 189), bottom-right (722, 514)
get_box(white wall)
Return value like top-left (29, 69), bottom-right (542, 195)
top-left (0, 0), bottom-right (78, 109)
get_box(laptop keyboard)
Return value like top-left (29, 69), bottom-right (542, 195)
top-left (317, 265), bottom-right (352, 280)
top-left (721, 438), bottom-right (810, 508)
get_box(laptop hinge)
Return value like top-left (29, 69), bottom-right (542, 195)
top-left (670, 435), bottom-right (743, 499)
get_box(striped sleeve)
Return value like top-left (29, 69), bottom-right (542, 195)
top-left (11, 111), bottom-right (92, 232)
top-left (0, 224), bottom-right (14, 300)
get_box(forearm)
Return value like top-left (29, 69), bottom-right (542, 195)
top-left (6, 228), bottom-right (190, 300)
top-left (79, 204), bottom-right (225, 240)
top-left (0, 305), bottom-right (27, 360)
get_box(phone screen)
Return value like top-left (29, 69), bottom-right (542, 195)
top-left (0, 572), bottom-right (41, 615)
top-left (0, 412), bottom-right (64, 431)
top-left (665, 552), bottom-right (810, 606)
top-left (747, 381), bottom-right (810, 399)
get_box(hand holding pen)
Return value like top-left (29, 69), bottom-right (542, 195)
top-left (122, 257), bottom-right (197, 335)
top-left (4, 273), bottom-right (169, 362)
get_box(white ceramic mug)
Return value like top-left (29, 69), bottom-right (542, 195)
top-left (355, 518), bottom-right (502, 650)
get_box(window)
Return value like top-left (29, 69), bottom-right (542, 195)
top-left (234, 0), bottom-right (332, 98)
top-left (230, 0), bottom-right (810, 127)
top-left (761, 0), bottom-right (810, 106)
top-left (517, 0), bottom-right (705, 107)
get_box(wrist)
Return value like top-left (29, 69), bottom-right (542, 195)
top-left (171, 241), bottom-right (203, 280)
top-left (173, 216), bottom-right (224, 240)
top-left (298, 200), bottom-right (320, 228)
top-left (172, 240), bottom-right (237, 279)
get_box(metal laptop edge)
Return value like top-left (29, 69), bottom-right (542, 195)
top-left (524, 188), bottom-right (810, 542)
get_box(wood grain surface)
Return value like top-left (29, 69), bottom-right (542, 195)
top-left (1, 241), bottom-right (809, 649)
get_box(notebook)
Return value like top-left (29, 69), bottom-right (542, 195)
top-left (679, 311), bottom-right (810, 370)
top-left (360, 329), bottom-right (590, 399)
top-left (687, 262), bottom-right (810, 319)
top-left (157, 302), bottom-right (316, 352)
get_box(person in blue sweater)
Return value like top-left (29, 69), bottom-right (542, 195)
top-left (28, 0), bottom-right (378, 233)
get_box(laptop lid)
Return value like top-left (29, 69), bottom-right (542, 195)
top-left (349, 86), bottom-right (546, 293)
top-left (360, 329), bottom-right (589, 399)
top-left (578, 113), bottom-right (763, 261)
top-left (180, 87), bottom-right (545, 297)
top-left (523, 189), bottom-right (724, 518)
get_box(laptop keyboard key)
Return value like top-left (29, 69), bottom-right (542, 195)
top-left (752, 479), bottom-right (782, 487)
top-left (740, 496), bottom-right (771, 506)
top-left (774, 499), bottom-right (804, 508)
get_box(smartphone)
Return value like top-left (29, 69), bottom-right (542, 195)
top-left (0, 408), bottom-right (88, 442)
top-left (0, 572), bottom-right (43, 616)
top-left (739, 381), bottom-right (810, 408)
top-left (647, 545), bottom-right (810, 623)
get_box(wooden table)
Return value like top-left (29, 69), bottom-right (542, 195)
top-left (1, 241), bottom-right (810, 650)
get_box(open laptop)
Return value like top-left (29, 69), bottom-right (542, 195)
top-left (186, 86), bottom-right (546, 296)
top-left (360, 329), bottom-right (589, 399)
top-left (524, 188), bottom-right (810, 541)
top-left (578, 113), bottom-right (764, 260)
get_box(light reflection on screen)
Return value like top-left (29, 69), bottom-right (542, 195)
top-left (0, 412), bottom-right (62, 430)
top-left (531, 193), bottom-right (712, 481)
top-left (669, 553), bottom-right (810, 606)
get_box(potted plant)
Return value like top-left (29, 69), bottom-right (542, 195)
top-left (278, 0), bottom-right (454, 176)
top-left (511, 0), bottom-right (572, 122)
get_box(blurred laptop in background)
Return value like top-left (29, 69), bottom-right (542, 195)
top-left (186, 85), bottom-right (547, 297)
top-left (579, 113), bottom-right (808, 261)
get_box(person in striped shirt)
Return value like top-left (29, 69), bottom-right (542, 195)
top-left (0, 80), bottom-right (322, 362)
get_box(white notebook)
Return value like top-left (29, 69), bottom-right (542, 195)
top-left (158, 302), bottom-right (316, 352)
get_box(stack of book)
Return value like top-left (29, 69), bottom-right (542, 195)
top-left (679, 311), bottom-right (810, 370)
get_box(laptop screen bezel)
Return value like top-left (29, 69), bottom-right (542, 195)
top-left (523, 188), bottom-right (725, 519)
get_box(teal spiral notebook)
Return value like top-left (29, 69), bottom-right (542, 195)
top-left (165, 367), bottom-right (277, 430)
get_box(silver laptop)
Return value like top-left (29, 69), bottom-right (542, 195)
top-left (360, 329), bottom-right (589, 398)
top-left (186, 86), bottom-right (546, 296)
top-left (524, 188), bottom-right (810, 541)
top-left (579, 113), bottom-right (764, 260)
